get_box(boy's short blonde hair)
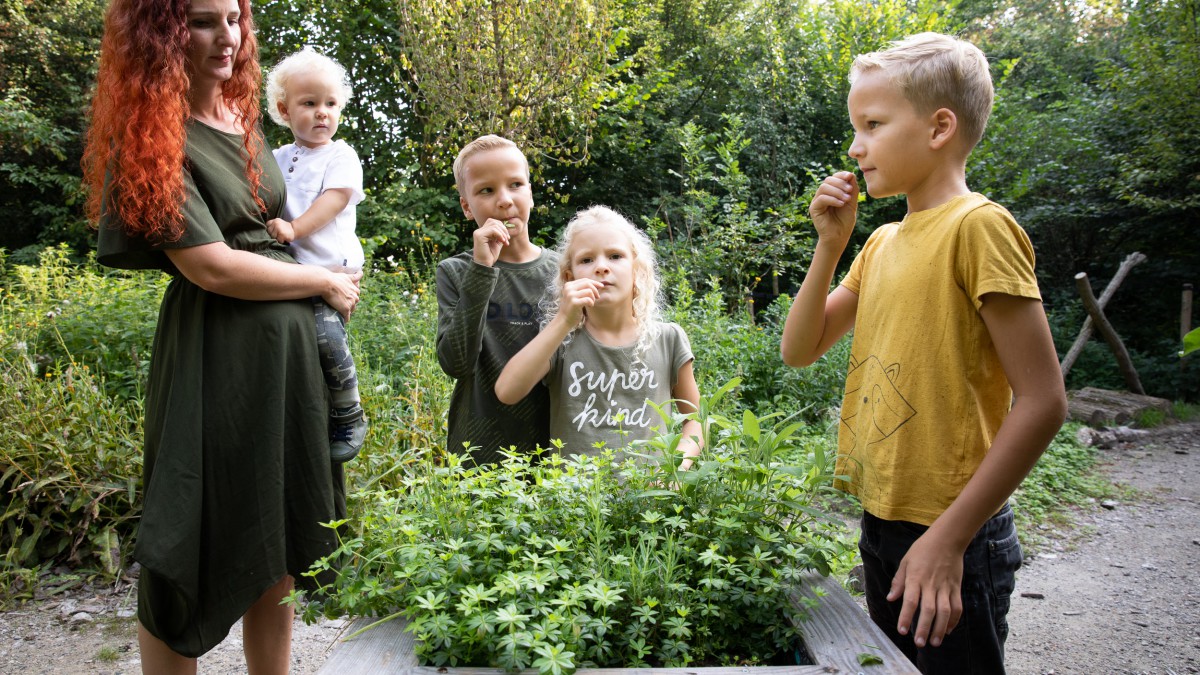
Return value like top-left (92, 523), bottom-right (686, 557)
top-left (453, 135), bottom-right (525, 195)
top-left (851, 32), bottom-right (993, 150)
top-left (265, 47), bottom-right (354, 127)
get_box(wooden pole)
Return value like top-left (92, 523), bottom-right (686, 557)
top-left (1184, 283), bottom-right (1194, 398)
top-left (1183, 283), bottom-right (1194, 344)
top-left (1075, 273), bottom-right (1145, 394)
top-left (1060, 252), bottom-right (1147, 378)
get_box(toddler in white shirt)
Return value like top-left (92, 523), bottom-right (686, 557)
top-left (265, 47), bottom-right (367, 462)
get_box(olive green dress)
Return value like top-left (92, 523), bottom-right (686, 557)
top-left (97, 121), bottom-right (345, 657)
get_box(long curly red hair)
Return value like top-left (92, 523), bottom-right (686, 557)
top-left (83, 0), bottom-right (266, 242)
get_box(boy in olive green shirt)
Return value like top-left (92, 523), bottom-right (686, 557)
top-left (435, 135), bottom-right (559, 464)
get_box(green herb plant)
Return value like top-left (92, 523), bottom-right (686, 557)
top-left (298, 379), bottom-right (855, 673)
top-left (0, 248), bottom-right (147, 601)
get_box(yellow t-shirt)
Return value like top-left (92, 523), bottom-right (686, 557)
top-left (837, 193), bottom-right (1041, 526)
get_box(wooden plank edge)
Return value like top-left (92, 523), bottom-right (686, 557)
top-left (789, 572), bottom-right (918, 674)
top-left (317, 574), bottom-right (917, 674)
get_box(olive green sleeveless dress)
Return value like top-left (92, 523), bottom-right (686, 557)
top-left (97, 121), bottom-right (345, 657)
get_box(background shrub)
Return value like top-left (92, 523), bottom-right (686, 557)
top-left (0, 250), bottom-right (147, 598)
top-left (668, 280), bottom-right (849, 426)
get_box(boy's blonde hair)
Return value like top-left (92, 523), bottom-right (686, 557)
top-left (453, 135), bottom-right (525, 195)
top-left (851, 32), bottom-right (993, 150)
top-left (265, 47), bottom-right (353, 127)
top-left (544, 206), bottom-right (663, 359)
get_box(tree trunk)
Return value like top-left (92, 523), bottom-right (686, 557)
top-left (1067, 386), bottom-right (1173, 426)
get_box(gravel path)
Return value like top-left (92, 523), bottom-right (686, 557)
top-left (1006, 420), bottom-right (1200, 675)
top-left (1, 421), bottom-right (1196, 674)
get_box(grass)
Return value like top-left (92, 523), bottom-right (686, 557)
top-left (1011, 422), bottom-right (1116, 551)
top-left (1172, 401), bottom-right (1200, 422)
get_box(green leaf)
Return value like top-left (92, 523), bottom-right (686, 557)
top-left (742, 409), bottom-right (760, 443)
top-left (1182, 327), bottom-right (1200, 357)
top-left (857, 652), bottom-right (884, 665)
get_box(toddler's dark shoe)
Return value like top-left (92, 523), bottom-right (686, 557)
top-left (330, 404), bottom-right (368, 463)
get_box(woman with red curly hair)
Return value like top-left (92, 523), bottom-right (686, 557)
top-left (83, 0), bottom-right (360, 671)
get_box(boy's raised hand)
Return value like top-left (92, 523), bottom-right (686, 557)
top-left (809, 171), bottom-right (860, 249)
top-left (472, 218), bottom-right (513, 266)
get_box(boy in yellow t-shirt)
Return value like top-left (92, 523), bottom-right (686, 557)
top-left (781, 33), bottom-right (1067, 674)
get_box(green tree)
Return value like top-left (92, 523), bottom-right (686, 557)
top-left (256, 0), bottom-right (421, 187)
top-left (567, 0), bottom-right (951, 303)
top-left (965, 0), bottom-right (1198, 399)
top-left (1101, 0), bottom-right (1200, 216)
top-left (256, 0), bottom-right (462, 263)
top-left (393, 0), bottom-right (615, 180)
top-left (0, 0), bottom-right (104, 258)
top-left (966, 0), bottom-right (1125, 289)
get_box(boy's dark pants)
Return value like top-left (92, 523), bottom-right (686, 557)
top-left (860, 505), bottom-right (1022, 675)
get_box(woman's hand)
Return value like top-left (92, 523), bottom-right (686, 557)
top-left (323, 269), bottom-right (363, 321)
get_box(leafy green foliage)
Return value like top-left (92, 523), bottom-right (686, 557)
top-left (1183, 328), bottom-right (1200, 358)
top-left (5, 0), bottom-right (1194, 401)
top-left (0, 0), bottom-right (104, 256)
top-left (3, 246), bottom-right (163, 400)
top-left (298, 380), bottom-right (854, 671)
top-left (1011, 423), bottom-right (1109, 543)
top-left (648, 116), bottom-right (814, 309)
top-left (257, 0), bottom-right (422, 187)
top-left (354, 178), bottom-right (463, 269)
top-left (343, 260), bottom-right (450, 492)
top-left (1098, 0), bottom-right (1200, 216)
top-left (392, 0), bottom-right (613, 175)
top-left (966, 0), bottom-right (1199, 402)
top-left (0, 249), bottom-right (146, 597)
top-left (668, 281), bottom-right (848, 424)
top-left (857, 650), bottom-right (884, 666)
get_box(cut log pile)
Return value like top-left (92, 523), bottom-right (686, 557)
top-left (1067, 386), bottom-right (1174, 427)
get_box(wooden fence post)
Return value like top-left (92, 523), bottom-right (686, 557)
top-left (1183, 283), bottom-right (1194, 396)
top-left (1075, 273), bottom-right (1145, 395)
top-left (1183, 283), bottom-right (1194, 345)
top-left (1060, 252), bottom-right (1146, 379)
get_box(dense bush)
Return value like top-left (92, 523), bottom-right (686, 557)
top-left (344, 259), bottom-right (449, 493)
top-left (0, 248), bottom-right (149, 598)
top-left (1, 246), bottom-right (162, 401)
top-left (668, 280), bottom-right (849, 425)
top-left (297, 381), bottom-right (854, 672)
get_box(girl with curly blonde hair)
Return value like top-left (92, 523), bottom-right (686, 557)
top-left (496, 206), bottom-right (703, 465)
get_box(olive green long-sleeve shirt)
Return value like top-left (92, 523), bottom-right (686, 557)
top-left (435, 250), bottom-right (559, 464)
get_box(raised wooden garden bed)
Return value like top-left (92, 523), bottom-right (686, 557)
top-left (315, 572), bottom-right (917, 674)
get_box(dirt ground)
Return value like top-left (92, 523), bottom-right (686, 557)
top-left (1005, 420), bottom-right (1200, 675)
top-left (1, 421), bottom-right (1196, 674)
